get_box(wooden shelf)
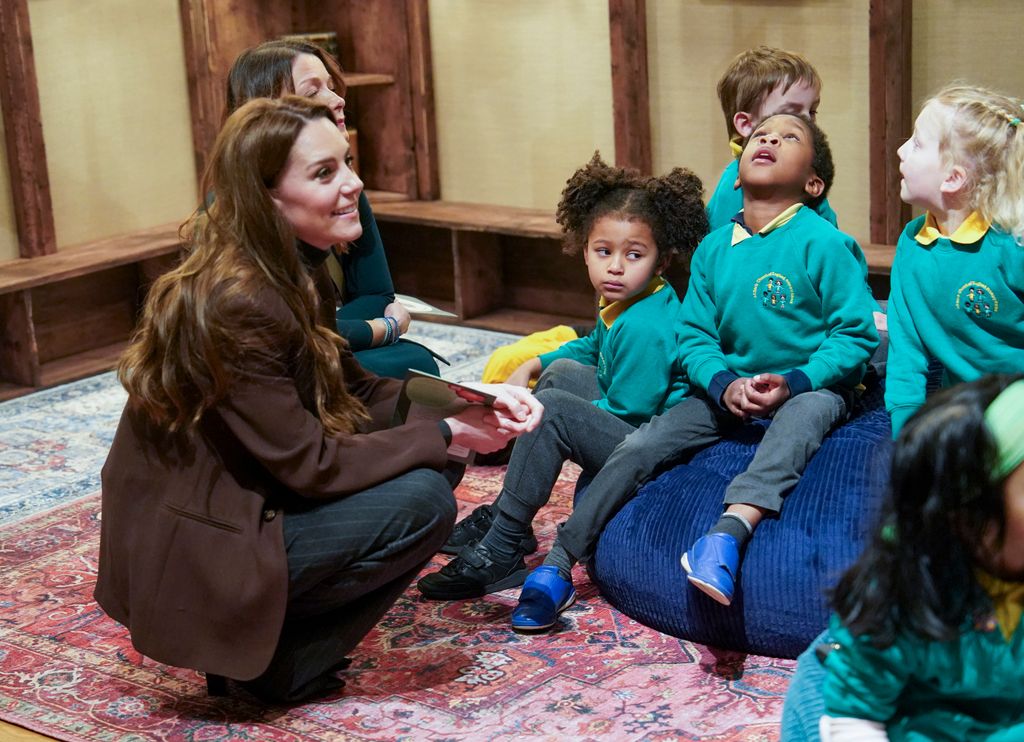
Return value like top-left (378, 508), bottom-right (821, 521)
top-left (342, 72), bottom-right (395, 88)
top-left (374, 200), bottom-right (596, 332)
top-left (39, 340), bottom-right (128, 388)
top-left (0, 226), bottom-right (183, 399)
top-left (460, 308), bottom-right (592, 336)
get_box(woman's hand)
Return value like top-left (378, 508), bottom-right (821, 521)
top-left (472, 382), bottom-right (543, 435)
top-left (384, 302), bottom-right (412, 334)
top-left (445, 405), bottom-right (514, 454)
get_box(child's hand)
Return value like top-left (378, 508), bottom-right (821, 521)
top-left (505, 358), bottom-right (542, 388)
top-left (743, 373), bottom-right (791, 416)
top-left (723, 378), bottom-right (752, 421)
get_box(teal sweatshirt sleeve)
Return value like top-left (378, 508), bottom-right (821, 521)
top-left (822, 616), bottom-right (912, 724)
top-left (539, 325), bottom-right (600, 371)
top-left (678, 235), bottom-right (731, 394)
top-left (884, 229), bottom-right (931, 437)
top-left (791, 231), bottom-right (878, 390)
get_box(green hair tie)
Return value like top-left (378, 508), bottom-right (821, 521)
top-left (984, 379), bottom-right (1024, 479)
top-left (1011, 117), bottom-right (1022, 127)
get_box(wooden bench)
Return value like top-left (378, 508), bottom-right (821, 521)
top-left (370, 199), bottom-right (896, 335)
top-left (370, 200), bottom-right (596, 335)
top-left (0, 223), bottom-right (184, 400)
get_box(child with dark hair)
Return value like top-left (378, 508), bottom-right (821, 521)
top-left (707, 45), bottom-right (837, 230)
top-left (418, 153), bottom-right (709, 629)
top-left (796, 374), bottom-right (1024, 741)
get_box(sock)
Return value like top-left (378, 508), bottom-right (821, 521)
top-left (541, 542), bottom-right (576, 583)
top-left (709, 512), bottom-right (753, 549)
top-left (479, 509), bottom-right (530, 563)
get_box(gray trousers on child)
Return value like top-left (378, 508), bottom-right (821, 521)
top-left (496, 358), bottom-right (847, 564)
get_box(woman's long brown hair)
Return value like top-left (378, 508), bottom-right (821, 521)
top-left (119, 97), bottom-right (368, 436)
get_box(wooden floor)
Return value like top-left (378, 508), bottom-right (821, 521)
top-left (0, 721), bottom-right (55, 740)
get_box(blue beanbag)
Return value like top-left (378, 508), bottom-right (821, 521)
top-left (584, 388), bottom-right (891, 659)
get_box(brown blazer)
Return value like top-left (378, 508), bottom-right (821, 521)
top-left (94, 273), bottom-right (449, 680)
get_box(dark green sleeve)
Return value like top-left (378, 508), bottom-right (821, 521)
top-left (335, 191), bottom-right (397, 349)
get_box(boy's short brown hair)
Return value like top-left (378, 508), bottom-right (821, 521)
top-left (717, 46), bottom-right (821, 140)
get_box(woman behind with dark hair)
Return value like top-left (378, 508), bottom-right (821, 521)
top-left (783, 374), bottom-right (1024, 741)
top-left (226, 39), bottom-right (439, 379)
top-left (94, 96), bottom-right (541, 704)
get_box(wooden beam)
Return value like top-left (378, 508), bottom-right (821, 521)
top-left (608, 0), bottom-right (652, 173)
top-left (406, 0), bottom-right (440, 200)
top-left (178, 0), bottom-right (289, 182)
top-left (868, 0), bottom-right (912, 244)
top-left (0, 0), bottom-right (56, 257)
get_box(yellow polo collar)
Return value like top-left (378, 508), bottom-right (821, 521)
top-left (915, 211), bottom-right (991, 245)
top-left (731, 203), bottom-right (804, 246)
top-left (975, 568), bottom-right (1024, 642)
top-left (598, 276), bottom-right (666, 328)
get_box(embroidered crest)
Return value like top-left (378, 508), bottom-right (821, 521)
top-left (956, 282), bottom-right (998, 319)
top-left (753, 273), bottom-right (794, 310)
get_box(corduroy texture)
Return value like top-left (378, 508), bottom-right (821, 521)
top-left (584, 388), bottom-right (892, 659)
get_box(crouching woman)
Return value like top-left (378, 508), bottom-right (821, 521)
top-left (93, 96), bottom-right (541, 703)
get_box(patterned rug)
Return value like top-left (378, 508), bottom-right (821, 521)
top-left (0, 321), bottom-right (793, 741)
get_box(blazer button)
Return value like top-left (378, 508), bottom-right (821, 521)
top-left (262, 509), bottom-right (277, 522)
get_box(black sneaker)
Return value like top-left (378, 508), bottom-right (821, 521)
top-left (440, 504), bottom-right (538, 555)
top-left (417, 542), bottom-right (529, 600)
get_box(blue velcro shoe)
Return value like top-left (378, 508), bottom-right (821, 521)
top-left (680, 532), bottom-right (739, 606)
top-left (510, 566), bottom-right (577, 632)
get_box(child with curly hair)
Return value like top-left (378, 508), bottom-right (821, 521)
top-left (418, 153), bottom-right (709, 630)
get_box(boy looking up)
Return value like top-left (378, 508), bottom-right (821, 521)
top-left (706, 46), bottom-right (838, 231)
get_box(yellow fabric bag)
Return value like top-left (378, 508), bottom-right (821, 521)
top-left (481, 325), bottom-right (580, 386)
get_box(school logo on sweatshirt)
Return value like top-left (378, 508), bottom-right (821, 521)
top-left (754, 272), bottom-right (794, 310)
top-left (956, 281), bottom-right (998, 319)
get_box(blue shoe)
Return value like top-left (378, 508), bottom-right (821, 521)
top-left (680, 533), bottom-right (739, 606)
top-left (510, 566), bottom-right (577, 632)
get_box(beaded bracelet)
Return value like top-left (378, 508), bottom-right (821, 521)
top-left (381, 317), bottom-right (393, 346)
top-left (384, 315), bottom-right (401, 344)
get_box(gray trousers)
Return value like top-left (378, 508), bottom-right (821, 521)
top-left (243, 468), bottom-right (456, 702)
top-left (497, 356), bottom-right (847, 565)
top-left (556, 388), bottom-right (847, 561)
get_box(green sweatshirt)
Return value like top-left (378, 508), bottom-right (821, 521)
top-left (539, 277), bottom-right (688, 427)
top-left (679, 205), bottom-right (877, 403)
top-left (886, 212), bottom-right (1024, 437)
top-left (706, 157), bottom-right (838, 232)
top-left (823, 613), bottom-right (1024, 741)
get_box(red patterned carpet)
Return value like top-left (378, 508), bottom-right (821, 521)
top-left (0, 463), bottom-right (792, 741)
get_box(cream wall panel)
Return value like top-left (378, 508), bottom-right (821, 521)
top-left (0, 108), bottom-right (18, 262)
top-left (912, 1), bottom-right (1024, 107)
top-left (649, 0), bottom-right (870, 242)
top-left (27, 0), bottom-right (196, 248)
top-left (429, 0), bottom-right (614, 210)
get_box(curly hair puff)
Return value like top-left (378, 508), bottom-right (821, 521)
top-left (555, 152), bottom-right (709, 265)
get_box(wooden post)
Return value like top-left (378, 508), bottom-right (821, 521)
top-left (608, 0), bottom-right (652, 174)
top-left (0, 0), bottom-right (56, 257)
top-left (869, 0), bottom-right (912, 245)
top-left (406, 0), bottom-right (440, 200)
